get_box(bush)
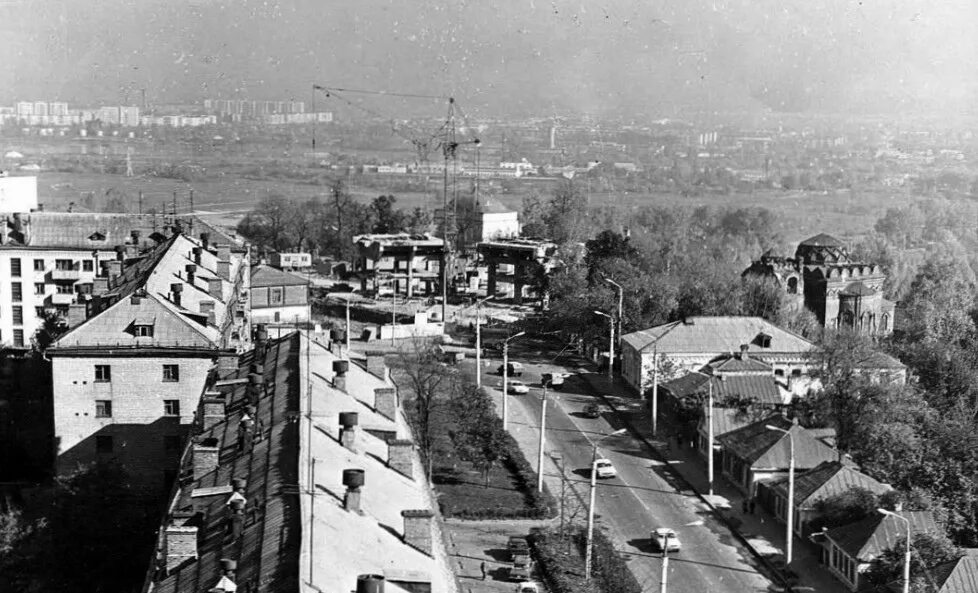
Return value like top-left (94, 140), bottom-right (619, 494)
top-left (528, 526), bottom-right (640, 593)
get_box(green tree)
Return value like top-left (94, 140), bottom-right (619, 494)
top-left (371, 194), bottom-right (406, 234)
top-left (450, 386), bottom-right (508, 487)
top-left (809, 487), bottom-right (880, 532)
top-left (863, 532), bottom-right (963, 593)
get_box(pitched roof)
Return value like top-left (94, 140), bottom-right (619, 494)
top-left (622, 316), bottom-right (814, 354)
top-left (147, 333), bottom-right (302, 593)
top-left (477, 198), bottom-right (515, 214)
top-left (707, 354), bottom-right (773, 374)
top-left (717, 415), bottom-right (838, 470)
top-left (769, 461), bottom-right (891, 508)
top-left (662, 371), bottom-right (785, 406)
top-left (251, 264), bottom-right (309, 288)
top-left (826, 511), bottom-right (938, 561)
top-left (697, 407), bottom-right (755, 438)
top-left (857, 350), bottom-right (906, 371)
top-left (928, 555), bottom-right (978, 593)
top-left (799, 233), bottom-right (844, 247)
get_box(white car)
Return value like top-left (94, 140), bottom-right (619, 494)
top-left (507, 380), bottom-right (530, 395)
top-left (592, 458), bottom-right (617, 479)
top-left (514, 583), bottom-right (539, 593)
top-left (651, 527), bottom-right (681, 552)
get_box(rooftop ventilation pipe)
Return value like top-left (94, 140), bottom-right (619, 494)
top-left (342, 469), bottom-right (365, 514)
top-left (339, 412), bottom-right (359, 451)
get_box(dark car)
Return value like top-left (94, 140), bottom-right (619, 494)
top-left (497, 362), bottom-right (524, 376)
top-left (582, 403), bottom-right (601, 419)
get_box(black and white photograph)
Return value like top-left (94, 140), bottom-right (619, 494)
top-left (1, 2), bottom-right (976, 592)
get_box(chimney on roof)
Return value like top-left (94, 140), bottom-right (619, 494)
top-left (130, 229), bottom-right (141, 245)
top-left (217, 352), bottom-right (238, 375)
top-left (237, 415), bottom-right (255, 453)
top-left (217, 244), bottom-right (231, 262)
top-left (193, 438), bottom-right (220, 477)
top-left (333, 360), bottom-right (349, 392)
top-left (357, 575), bottom-right (386, 593)
top-left (115, 244), bottom-right (125, 261)
top-left (164, 524), bottom-right (199, 571)
top-left (200, 232), bottom-right (210, 251)
top-left (171, 283), bottom-right (183, 307)
top-left (339, 412), bottom-right (358, 451)
top-left (192, 246), bottom-right (202, 265)
top-left (374, 387), bottom-right (398, 420)
top-left (216, 260), bottom-right (230, 281)
top-left (342, 469), bottom-right (365, 514)
top-left (738, 344), bottom-right (749, 360)
top-left (227, 499), bottom-right (245, 540)
top-left (387, 439), bottom-right (414, 478)
top-left (186, 264), bottom-right (197, 286)
top-left (93, 276), bottom-right (109, 295)
top-left (200, 300), bottom-right (216, 325)
top-left (401, 509), bottom-right (434, 556)
top-left (107, 260), bottom-right (122, 285)
top-left (200, 392), bottom-right (226, 430)
top-left (219, 558), bottom-right (237, 581)
top-left (208, 277), bottom-right (223, 300)
top-left (248, 373), bottom-right (264, 404)
top-left (67, 303), bottom-right (87, 327)
top-left (365, 351), bottom-right (387, 379)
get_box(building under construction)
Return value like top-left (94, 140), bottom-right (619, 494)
top-left (477, 238), bottom-right (559, 304)
top-left (352, 233), bottom-right (445, 297)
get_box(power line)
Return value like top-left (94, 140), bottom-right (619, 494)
top-left (312, 85), bottom-right (448, 100)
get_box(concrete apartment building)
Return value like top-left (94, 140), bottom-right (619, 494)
top-left (48, 232), bottom-right (251, 493)
top-left (143, 332), bottom-right (454, 593)
top-left (0, 208), bottom-right (236, 349)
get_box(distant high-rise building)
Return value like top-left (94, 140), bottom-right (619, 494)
top-left (33, 101), bottom-right (48, 116)
top-left (120, 106), bottom-right (140, 127)
top-left (48, 102), bottom-right (69, 116)
top-left (98, 106), bottom-right (121, 125)
top-left (15, 102), bottom-right (33, 117)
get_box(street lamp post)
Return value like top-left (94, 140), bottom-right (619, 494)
top-left (594, 310), bottom-right (615, 380)
top-left (536, 383), bottom-right (548, 493)
top-left (766, 424), bottom-right (795, 565)
top-left (502, 331), bottom-right (526, 430)
top-left (604, 277), bottom-right (623, 349)
top-left (474, 295), bottom-right (494, 388)
top-left (659, 520), bottom-right (705, 593)
top-left (585, 428), bottom-right (627, 581)
top-left (707, 380), bottom-right (714, 497)
top-left (391, 282), bottom-right (397, 346)
top-left (878, 508), bottom-right (911, 593)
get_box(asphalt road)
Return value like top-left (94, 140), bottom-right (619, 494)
top-left (476, 353), bottom-right (772, 593)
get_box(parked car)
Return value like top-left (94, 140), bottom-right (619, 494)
top-left (592, 458), bottom-right (617, 479)
top-left (497, 362), bottom-right (524, 376)
top-left (510, 558), bottom-right (532, 582)
top-left (514, 582), bottom-right (540, 593)
top-left (507, 380), bottom-right (530, 395)
top-left (651, 527), bottom-right (681, 552)
top-left (507, 536), bottom-right (530, 560)
top-left (582, 402), bottom-right (601, 418)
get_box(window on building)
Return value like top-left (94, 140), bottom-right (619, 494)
top-left (163, 435), bottom-right (183, 453)
top-left (12, 306), bottom-right (22, 325)
top-left (77, 283), bottom-right (92, 295)
top-left (162, 364), bottom-right (179, 382)
top-left (34, 283), bottom-right (45, 295)
top-left (163, 400), bottom-right (181, 417)
top-left (33, 259), bottom-right (44, 271)
top-left (82, 260), bottom-right (94, 272)
top-left (12, 330), bottom-right (23, 347)
top-left (95, 400), bottom-right (112, 418)
top-left (95, 435), bottom-right (113, 454)
top-left (11, 283), bottom-right (21, 302)
top-left (791, 369), bottom-right (803, 377)
top-left (55, 259), bottom-right (73, 271)
top-left (10, 258), bottom-right (21, 277)
top-left (270, 287), bottom-right (284, 304)
top-left (56, 284), bottom-right (74, 294)
top-left (135, 324), bottom-right (154, 337)
top-left (774, 368), bottom-right (785, 377)
top-left (35, 306), bottom-right (45, 317)
top-left (94, 365), bottom-right (111, 382)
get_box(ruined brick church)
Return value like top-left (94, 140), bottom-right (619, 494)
top-left (744, 233), bottom-right (894, 335)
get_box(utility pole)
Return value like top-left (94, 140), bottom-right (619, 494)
top-left (440, 98), bottom-right (456, 325)
top-left (345, 296), bottom-right (351, 359)
top-left (651, 345), bottom-right (659, 438)
top-left (707, 380), bottom-right (714, 497)
top-left (474, 295), bottom-right (493, 388)
top-left (537, 384), bottom-right (548, 493)
top-left (138, 190), bottom-right (143, 215)
top-left (501, 331), bottom-right (525, 430)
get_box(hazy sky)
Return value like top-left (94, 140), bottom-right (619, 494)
top-left (1, 0), bottom-right (975, 118)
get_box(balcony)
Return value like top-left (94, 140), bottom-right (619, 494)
top-left (47, 292), bottom-right (76, 306)
top-left (49, 267), bottom-right (81, 281)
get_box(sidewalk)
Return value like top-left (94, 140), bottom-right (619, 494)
top-left (580, 372), bottom-right (841, 593)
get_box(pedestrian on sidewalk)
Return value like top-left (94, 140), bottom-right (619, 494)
top-left (480, 561), bottom-right (487, 580)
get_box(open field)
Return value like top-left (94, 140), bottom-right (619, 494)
top-left (28, 166), bottom-right (927, 244)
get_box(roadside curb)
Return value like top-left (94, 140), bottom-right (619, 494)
top-left (580, 373), bottom-right (791, 589)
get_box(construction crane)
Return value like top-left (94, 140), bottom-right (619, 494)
top-left (312, 84), bottom-right (481, 322)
